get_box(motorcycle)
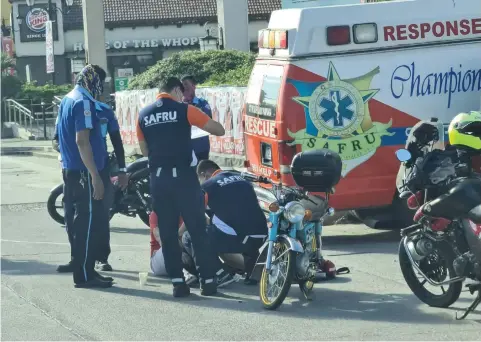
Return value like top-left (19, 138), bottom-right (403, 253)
top-left (243, 149), bottom-right (342, 310)
top-left (395, 118), bottom-right (481, 320)
top-left (47, 153), bottom-right (152, 227)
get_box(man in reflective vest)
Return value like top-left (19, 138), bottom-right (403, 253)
top-left (136, 77), bottom-right (225, 297)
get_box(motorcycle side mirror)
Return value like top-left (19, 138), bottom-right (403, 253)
top-left (395, 149), bottom-right (412, 162)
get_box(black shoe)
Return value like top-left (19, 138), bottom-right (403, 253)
top-left (173, 283), bottom-right (190, 298)
top-left (93, 271), bottom-right (114, 282)
top-left (200, 281), bottom-right (217, 296)
top-left (56, 261), bottom-right (74, 273)
top-left (96, 262), bottom-right (113, 272)
top-left (74, 277), bottom-right (113, 288)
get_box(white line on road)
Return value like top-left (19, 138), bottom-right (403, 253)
top-left (1, 239), bottom-right (144, 248)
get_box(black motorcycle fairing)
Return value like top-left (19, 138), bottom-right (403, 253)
top-left (422, 178), bottom-right (481, 220)
top-left (468, 206), bottom-right (481, 224)
top-left (127, 157), bottom-right (148, 174)
top-left (460, 219), bottom-right (481, 278)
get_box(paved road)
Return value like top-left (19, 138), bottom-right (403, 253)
top-left (1, 155), bottom-right (480, 341)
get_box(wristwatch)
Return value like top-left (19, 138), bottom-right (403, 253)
top-left (119, 168), bottom-right (127, 173)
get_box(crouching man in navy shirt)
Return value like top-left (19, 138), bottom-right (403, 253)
top-left (57, 64), bottom-right (113, 288)
top-left (180, 160), bottom-right (268, 287)
top-left (136, 77), bottom-right (225, 298)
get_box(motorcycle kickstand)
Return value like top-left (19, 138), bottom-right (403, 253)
top-left (299, 281), bottom-right (314, 301)
top-left (455, 289), bottom-right (481, 320)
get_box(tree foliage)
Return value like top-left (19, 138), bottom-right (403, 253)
top-left (1, 53), bottom-right (71, 101)
top-left (1, 53), bottom-right (22, 99)
top-left (128, 50), bottom-right (256, 90)
top-left (19, 82), bottom-right (72, 104)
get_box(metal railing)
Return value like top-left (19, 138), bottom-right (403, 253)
top-left (4, 99), bottom-right (38, 135)
top-left (4, 93), bottom-right (118, 140)
top-left (4, 99), bottom-right (58, 140)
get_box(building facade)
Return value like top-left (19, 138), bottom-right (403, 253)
top-left (9, 0), bottom-right (281, 89)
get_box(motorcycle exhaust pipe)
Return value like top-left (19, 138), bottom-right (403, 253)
top-left (402, 238), bottom-right (465, 286)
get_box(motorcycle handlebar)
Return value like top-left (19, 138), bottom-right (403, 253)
top-left (240, 172), bottom-right (272, 184)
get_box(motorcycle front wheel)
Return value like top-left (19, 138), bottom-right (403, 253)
top-left (47, 184), bottom-right (65, 225)
top-left (259, 240), bottom-right (295, 310)
top-left (398, 237), bottom-right (462, 308)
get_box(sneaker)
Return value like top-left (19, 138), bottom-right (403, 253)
top-left (56, 261), bottom-right (74, 273)
top-left (216, 270), bottom-right (241, 288)
top-left (173, 283), bottom-right (190, 298)
top-left (200, 281), bottom-right (217, 296)
top-left (185, 273), bottom-right (199, 288)
top-left (93, 271), bottom-right (114, 282)
top-left (96, 262), bottom-right (113, 272)
top-left (74, 277), bottom-right (113, 289)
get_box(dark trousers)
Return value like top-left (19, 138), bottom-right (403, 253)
top-left (63, 168), bottom-right (110, 284)
top-left (195, 151), bottom-right (209, 162)
top-left (63, 183), bottom-right (75, 260)
top-left (97, 177), bottom-right (113, 263)
top-left (182, 224), bottom-right (264, 276)
top-left (63, 169), bottom-right (111, 264)
top-left (150, 166), bottom-right (216, 284)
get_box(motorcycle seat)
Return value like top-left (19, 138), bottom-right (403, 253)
top-left (127, 157), bottom-right (148, 174)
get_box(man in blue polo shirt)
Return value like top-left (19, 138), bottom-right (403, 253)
top-left (182, 75), bottom-right (212, 161)
top-left (57, 64), bottom-right (113, 288)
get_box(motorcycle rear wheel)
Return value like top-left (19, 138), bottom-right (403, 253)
top-left (47, 184), bottom-right (65, 225)
top-left (398, 237), bottom-right (462, 308)
top-left (260, 241), bottom-right (295, 310)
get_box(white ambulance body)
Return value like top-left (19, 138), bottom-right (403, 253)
top-left (244, 0), bottom-right (481, 222)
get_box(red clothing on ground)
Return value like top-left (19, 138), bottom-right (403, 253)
top-left (149, 212), bottom-right (184, 257)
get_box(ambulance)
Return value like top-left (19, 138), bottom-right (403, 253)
top-left (243, 0), bottom-right (481, 227)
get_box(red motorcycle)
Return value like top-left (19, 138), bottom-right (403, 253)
top-left (395, 119), bottom-right (481, 320)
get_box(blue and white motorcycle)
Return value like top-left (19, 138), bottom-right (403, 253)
top-left (243, 149), bottom-right (343, 310)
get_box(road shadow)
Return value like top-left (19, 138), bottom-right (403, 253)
top-left (94, 283), bottom-right (460, 324)
top-left (321, 229), bottom-right (400, 256)
top-left (1, 257), bottom-right (57, 276)
top-left (110, 227), bottom-right (149, 235)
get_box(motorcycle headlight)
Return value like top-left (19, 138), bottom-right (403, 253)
top-left (284, 201), bottom-right (305, 224)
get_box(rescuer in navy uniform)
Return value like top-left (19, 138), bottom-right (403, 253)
top-left (136, 77), bottom-right (225, 297)
top-left (56, 64), bottom-right (113, 288)
top-left (180, 159), bottom-right (268, 287)
top-left (181, 75), bottom-right (212, 161)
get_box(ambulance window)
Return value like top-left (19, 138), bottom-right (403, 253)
top-left (246, 64), bottom-right (284, 121)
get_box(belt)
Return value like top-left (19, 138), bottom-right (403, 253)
top-left (154, 166), bottom-right (194, 178)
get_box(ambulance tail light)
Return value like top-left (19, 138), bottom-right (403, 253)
top-left (279, 142), bottom-right (296, 174)
top-left (326, 25), bottom-right (351, 46)
top-left (353, 23), bottom-right (378, 44)
top-left (258, 29), bottom-right (288, 49)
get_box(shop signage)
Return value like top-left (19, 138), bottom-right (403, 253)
top-left (18, 4), bottom-right (59, 42)
top-left (45, 20), bottom-right (54, 74)
top-left (73, 37), bottom-right (200, 51)
top-left (1, 37), bottom-right (15, 76)
top-left (115, 78), bottom-right (130, 92)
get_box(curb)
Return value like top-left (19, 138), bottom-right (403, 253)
top-left (1, 146), bottom-right (57, 159)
